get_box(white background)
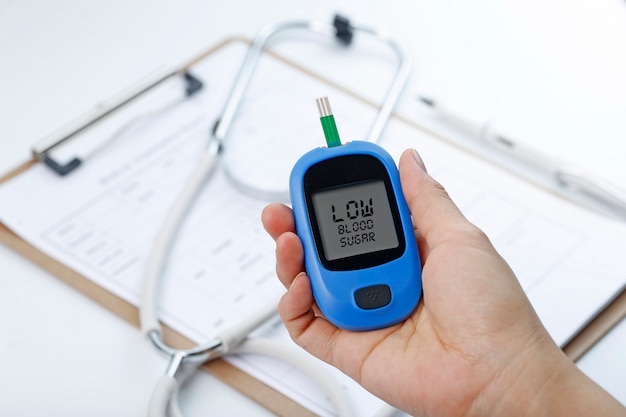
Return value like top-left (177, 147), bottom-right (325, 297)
top-left (0, 0), bottom-right (624, 415)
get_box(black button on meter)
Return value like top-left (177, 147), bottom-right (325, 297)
top-left (354, 284), bottom-right (392, 310)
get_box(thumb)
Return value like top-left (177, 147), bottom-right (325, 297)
top-left (398, 149), bottom-right (468, 249)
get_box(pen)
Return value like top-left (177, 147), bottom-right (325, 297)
top-left (418, 96), bottom-right (626, 219)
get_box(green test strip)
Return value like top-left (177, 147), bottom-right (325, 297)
top-left (316, 97), bottom-right (342, 148)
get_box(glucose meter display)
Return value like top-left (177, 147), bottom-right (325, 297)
top-left (311, 180), bottom-right (399, 261)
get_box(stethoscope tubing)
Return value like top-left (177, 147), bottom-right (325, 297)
top-left (140, 14), bottom-right (409, 417)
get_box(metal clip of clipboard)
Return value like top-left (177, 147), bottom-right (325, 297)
top-left (31, 69), bottom-right (204, 176)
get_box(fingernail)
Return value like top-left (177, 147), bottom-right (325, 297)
top-left (411, 149), bottom-right (427, 172)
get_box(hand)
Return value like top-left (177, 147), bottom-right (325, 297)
top-left (262, 149), bottom-right (626, 417)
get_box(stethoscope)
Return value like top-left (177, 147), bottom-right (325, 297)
top-left (140, 14), bottom-right (410, 417)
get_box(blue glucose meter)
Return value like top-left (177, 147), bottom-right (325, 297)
top-left (289, 98), bottom-right (422, 331)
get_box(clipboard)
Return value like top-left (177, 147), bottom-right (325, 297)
top-left (1, 37), bottom-right (625, 417)
top-left (0, 38), bottom-right (328, 417)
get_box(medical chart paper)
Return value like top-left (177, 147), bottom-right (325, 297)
top-left (1, 39), bottom-right (625, 416)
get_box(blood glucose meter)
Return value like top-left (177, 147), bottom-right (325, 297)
top-left (289, 97), bottom-right (422, 331)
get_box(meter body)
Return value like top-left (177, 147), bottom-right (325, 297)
top-left (289, 141), bottom-right (422, 331)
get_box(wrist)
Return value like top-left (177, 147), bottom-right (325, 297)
top-left (470, 331), bottom-right (569, 417)
top-left (472, 333), bottom-right (626, 417)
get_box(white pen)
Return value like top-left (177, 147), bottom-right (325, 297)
top-left (418, 96), bottom-right (626, 219)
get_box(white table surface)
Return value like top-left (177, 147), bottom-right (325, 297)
top-left (0, 1), bottom-right (624, 415)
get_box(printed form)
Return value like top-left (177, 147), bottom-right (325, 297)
top-left (0, 40), bottom-right (625, 416)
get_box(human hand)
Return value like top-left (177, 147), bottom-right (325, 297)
top-left (262, 149), bottom-right (626, 417)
